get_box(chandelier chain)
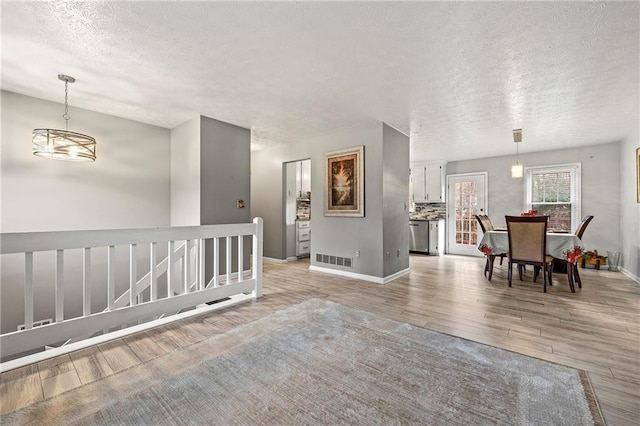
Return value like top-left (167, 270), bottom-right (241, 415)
top-left (62, 80), bottom-right (70, 130)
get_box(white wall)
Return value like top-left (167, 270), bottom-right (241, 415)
top-left (170, 117), bottom-right (201, 226)
top-left (1, 91), bottom-right (171, 232)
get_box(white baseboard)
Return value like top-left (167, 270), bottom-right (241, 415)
top-left (263, 257), bottom-right (305, 264)
top-left (309, 265), bottom-right (410, 284)
top-left (383, 267), bottom-right (411, 283)
top-left (620, 267), bottom-right (640, 284)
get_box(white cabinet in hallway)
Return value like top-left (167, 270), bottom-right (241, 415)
top-left (296, 220), bottom-right (311, 257)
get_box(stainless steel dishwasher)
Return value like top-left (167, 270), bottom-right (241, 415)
top-left (409, 220), bottom-right (429, 253)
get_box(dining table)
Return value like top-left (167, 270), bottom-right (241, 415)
top-left (478, 230), bottom-right (584, 262)
top-left (478, 230), bottom-right (585, 291)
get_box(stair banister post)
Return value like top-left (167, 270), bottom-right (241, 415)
top-left (252, 217), bottom-right (263, 298)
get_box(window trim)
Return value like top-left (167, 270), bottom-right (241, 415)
top-left (524, 163), bottom-right (582, 231)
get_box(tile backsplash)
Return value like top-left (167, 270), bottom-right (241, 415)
top-left (410, 203), bottom-right (446, 220)
top-left (296, 198), bottom-right (310, 220)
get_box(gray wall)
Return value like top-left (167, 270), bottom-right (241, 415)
top-left (446, 141), bottom-right (622, 258)
top-left (170, 116), bottom-right (201, 226)
top-left (382, 124), bottom-right (410, 276)
top-left (252, 143), bottom-right (310, 260)
top-left (252, 122), bottom-right (409, 280)
top-left (1, 91), bottom-right (171, 232)
top-left (285, 161), bottom-right (298, 259)
top-left (199, 116), bottom-right (251, 279)
top-left (620, 125), bottom-right (640, 280)
top-left (1, 90), bottom-right (171, 333)
top-left (309, 125), bottom-right (385, 277)
top-left (200, 116), bottom-right (251, 225)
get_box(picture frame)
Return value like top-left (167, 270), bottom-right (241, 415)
top-left (636, 147), bottom-right (640, 203)
top-left (323, 145), bottom-right (365, 217)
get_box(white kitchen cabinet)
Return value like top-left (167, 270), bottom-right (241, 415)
top-left (410, 162), bottom-right (446, 203)
top-left (425, 163), bottom-right (445, 202)
top-left (295, 159), bottom-right (311, 199)
top-left (410, 164), bottom-right (426, 202)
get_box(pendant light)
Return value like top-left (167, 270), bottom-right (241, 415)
top-left (511, 128), bottom-right (523, 178)
top-left (32, 74), bottom-right (96, 162)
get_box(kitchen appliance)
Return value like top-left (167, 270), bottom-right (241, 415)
top-left (409, 220), bottom-right (429, 253)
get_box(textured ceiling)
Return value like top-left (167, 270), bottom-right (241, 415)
top-left (1, 1), bottom-right (638, 161)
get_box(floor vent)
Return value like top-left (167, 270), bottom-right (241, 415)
top-left (316, 253), bottom-right (352, 268)
top-left (17, 318), bottom-right (52, 331)
top-left (206, 297), bottom-right (232, 305)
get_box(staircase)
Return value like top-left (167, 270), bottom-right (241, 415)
top-left (0, 218), bottom-right (263, 371)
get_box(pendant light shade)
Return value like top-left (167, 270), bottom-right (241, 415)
top-left (32, 129), bottom-right (96, 161)
top-left (32, 75), bottom-right (96, 162)
top-left (511, 128), bottom-right (523, 179)
top-left (511, 162), bottom-right (524, 178)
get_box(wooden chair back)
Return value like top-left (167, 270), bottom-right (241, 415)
top-left (506, 215), bottom-right (549, 264)
top-left (574, 215), bottom-right (594, 239)
top-left (475, 215), bottom-right (494, 233)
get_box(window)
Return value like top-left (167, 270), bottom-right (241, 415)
top-left (525, 163), bottom-right (581, 232)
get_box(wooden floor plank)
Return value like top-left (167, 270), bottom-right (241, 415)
top-left (69, 346), bottom-right (115, 385)
top-left (37, 354), bottom-right (76, 381)
top-left (1, 254), bottom-right (638, 424)
top-left (40, 369), bottom-right (82, 399)
top-left (0, 364), bottom-right (43, 415)
top-left (123, 332), bottom-right (171, 363)
top-left (97, 339), bottom-right (142, 373)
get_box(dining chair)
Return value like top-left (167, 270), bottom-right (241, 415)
top-left (475, 215), bottom-right (506, 281)
top-left (505, 215), bottom-right (554, 292)
top-left (549, 215), bottom-right (594, 292)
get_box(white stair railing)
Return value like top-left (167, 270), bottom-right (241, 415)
top-left (0, 218), bottom-right (263, 370)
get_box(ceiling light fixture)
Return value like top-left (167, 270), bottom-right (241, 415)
top-left (32, 74), bottom-right (96, 162)
top-left (511, 128), bottom-right (523, 178)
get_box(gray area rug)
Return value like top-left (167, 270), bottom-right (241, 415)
top-left (3, 299), bottom-right (603, 425)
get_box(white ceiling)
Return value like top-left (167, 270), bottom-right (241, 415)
top-left (2, 1), bottom-right (638, 162)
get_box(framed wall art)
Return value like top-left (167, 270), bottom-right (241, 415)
top-left (636, 147), bottom-right (640, 203)
top-left (323, 145), bottom-right (364, 217)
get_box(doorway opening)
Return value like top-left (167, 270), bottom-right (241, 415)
top-left (283, 159), bottom-right (311, 260)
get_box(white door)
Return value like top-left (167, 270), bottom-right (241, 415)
top-left (446, 173), bottom-right (487, 256)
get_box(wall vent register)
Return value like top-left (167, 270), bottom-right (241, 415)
top-left (316, 253), bottom-right (352, 268)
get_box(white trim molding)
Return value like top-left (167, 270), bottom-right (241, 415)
top-left (309, 265), bottom-right (410, 284)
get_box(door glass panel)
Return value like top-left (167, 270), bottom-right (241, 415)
top-left (454, 181), bottom-right (479, 246)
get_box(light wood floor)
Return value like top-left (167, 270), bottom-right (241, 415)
top-left (1, 254), bottom-right (639, 425)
